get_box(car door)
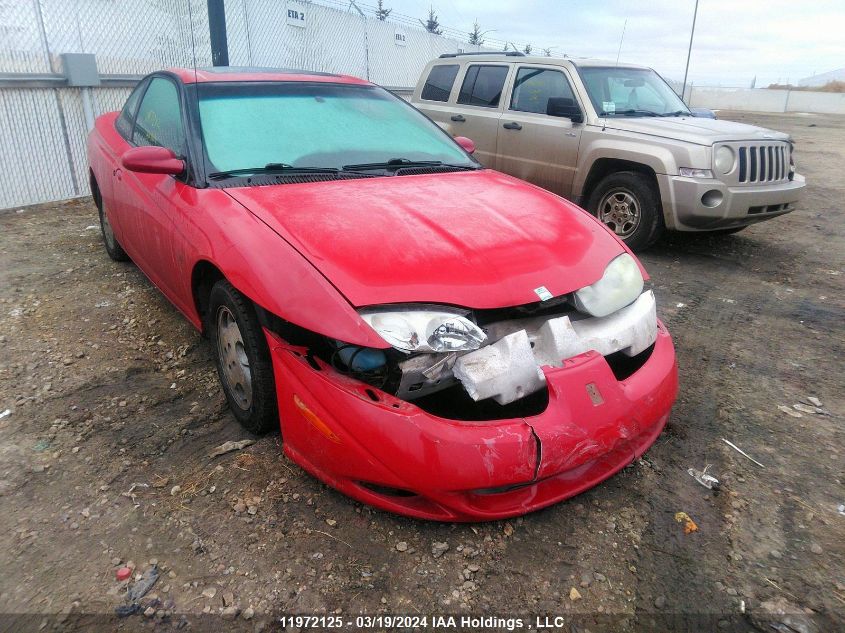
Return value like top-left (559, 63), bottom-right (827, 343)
top-left (447, 64), bottom-right (512, 168)
top-left (495, 65), bottom-right (584, 198)
top-left (98, 78), bottom-right (148, 242)
top-left (118, 76), bottom-right (194, 313)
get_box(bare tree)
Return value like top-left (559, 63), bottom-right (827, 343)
top-left (542, 47), bottom-right (554, 57)
top-left (523, 43), bottom-right (533, 55)
top-left (375, 0), bottom-right (391, 21)
top-left (423, 7), bottom-right (443, 35)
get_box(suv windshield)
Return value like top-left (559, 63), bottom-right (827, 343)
top-left (196, 82), bottom-right (477, 175)
top-left (577, 66), bottom-right (690, 117)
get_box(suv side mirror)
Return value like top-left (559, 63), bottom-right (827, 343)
top-left (121, 146), bottom-right (185, 175)
top-left (547, 97), bottom-right (583, 123)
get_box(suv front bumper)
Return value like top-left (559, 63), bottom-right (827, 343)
top-left (659, 173), bottom-right (806, 231)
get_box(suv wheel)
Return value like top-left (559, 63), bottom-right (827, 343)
top-left (209, 280), bottom-right (279, 435)
top-left (587, 171), bottom-right (664, 251)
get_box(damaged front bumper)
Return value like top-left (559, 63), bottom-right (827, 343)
top-left (264, 318), bottom-right (678, 521)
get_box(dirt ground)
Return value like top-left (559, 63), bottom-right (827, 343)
top-left (1, 111), bottom-right (843, 633)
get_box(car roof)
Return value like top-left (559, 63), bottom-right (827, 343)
top-left (431, 54), bottom-right (647, 70)
top-left (166, 66), bottom-right (371, 85)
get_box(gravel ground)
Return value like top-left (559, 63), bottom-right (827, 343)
top-left (0, 112), bottom-right (843, 632)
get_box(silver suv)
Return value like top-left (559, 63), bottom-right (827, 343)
top-left (411, 53), bottom-right (806, 250)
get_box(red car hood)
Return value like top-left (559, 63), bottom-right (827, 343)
top-left (226, 170), bottom-right (625, 308)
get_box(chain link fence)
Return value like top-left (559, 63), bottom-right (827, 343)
top-left (0, 0), bottom-right (512, 209)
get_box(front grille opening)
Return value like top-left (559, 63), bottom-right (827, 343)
top-left (605, 344), bottom-right (655, 381)
top-left (357, 482), bottom-right (418, 498)
top-left (411, 383), bottom-right (549, 421)
top-left (736, 143), bottom-right (787, 183)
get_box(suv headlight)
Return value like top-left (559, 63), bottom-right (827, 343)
top-left (574, 253), bottom-right (644, 317)
top-left (360, 307), bottom-right (486, 353)
top-left (714, 146), bottom-right (735, 174)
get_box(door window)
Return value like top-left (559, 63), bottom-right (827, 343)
top-left (421, 64), bottom-right (459, 102)
top-left (115, 79), bottom-right (147, 140)
top-left (457, 65), bottom-right (509, 108)
top-left (510, 68), bottom-right (576, 115)
top-left (133, 77), bottom-right (186, 155)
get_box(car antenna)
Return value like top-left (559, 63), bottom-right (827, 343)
top-left (187, 0), bottom-right (207, 186)
top-left (604, 17), bottom-right (628, 132)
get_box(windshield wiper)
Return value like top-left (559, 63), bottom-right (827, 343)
top-left (613, 109), bottom-right (662, 117)
top-left (343, 158), bottom-right (476, 171)
top-left (661, 110), bottom-right (690, 117)
top-left (208, 163), bottom-right (341, 180)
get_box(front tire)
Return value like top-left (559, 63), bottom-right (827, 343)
top-left (587, 171), bottom-right (664, 251)
top-left (209, 280), bottom-right (278, 434)
top-left (97, 198), bottom-right (129, 262)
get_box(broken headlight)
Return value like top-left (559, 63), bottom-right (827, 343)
top-left (360, 307), bottom-right (486, 353)
top-left (574, 253), bottom-right (644, 318)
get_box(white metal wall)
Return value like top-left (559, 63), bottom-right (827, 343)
top-left (223, 0), bottom-right (488, 87)
top-left (689, 87), bottom-right (845, 115)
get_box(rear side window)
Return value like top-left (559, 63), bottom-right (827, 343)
top-left (421, 64), bottom-right (459, 102)
top-left (115, 80), bottom-right (147, 139)
top-left (510, 68), bottom-right (576, 115)
top-left (133, 77), bottom-right (186, 155)
top-left (457, 65), bottom-right (509, 108)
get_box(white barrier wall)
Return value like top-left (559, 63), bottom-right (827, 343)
top-left (689, 87), bottom-right (845, 115)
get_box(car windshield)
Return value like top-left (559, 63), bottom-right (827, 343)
top-left (196, 82), bottom-right (476, 175)
top-left (577, 66), bottom-right (690, 117)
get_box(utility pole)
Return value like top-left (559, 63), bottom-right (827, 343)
top-left (681, 0), bottom-right (699, 102)
top-left (207, 0), bottom-right (229, 67)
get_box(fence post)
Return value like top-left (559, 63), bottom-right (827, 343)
top-left (207, 0), bottom-right (229, 67)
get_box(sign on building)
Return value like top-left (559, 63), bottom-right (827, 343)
top-left (394, 27), bottom-right (407, 46)
top-left (286, 6), bottom-right (307, 28)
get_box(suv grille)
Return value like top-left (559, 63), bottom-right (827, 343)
top-left (737, 144), bottom-right (789, 183)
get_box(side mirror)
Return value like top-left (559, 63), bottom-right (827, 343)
top-left (454, 136), bottom-right (476, 154)
top-left (547, 97), bottom-right (583, 123)
top-left (121, 146), bottom-right (185, 175)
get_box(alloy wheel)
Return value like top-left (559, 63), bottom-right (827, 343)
top-left (598, 188), bottom-right (642, 238)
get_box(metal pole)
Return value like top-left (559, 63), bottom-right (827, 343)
top-left (207, 0), bottom-right (229, 67)
top-left (681, 0), bottom-right (699, 101)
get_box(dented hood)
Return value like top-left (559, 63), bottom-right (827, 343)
top-left (225, 170), bottom-right (625, 308)
top-left (602, 116), bottom-right (791, 146)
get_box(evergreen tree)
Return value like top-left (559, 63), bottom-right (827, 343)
top-left (375, 0), bottom-right (391, 21)
top-left (523, 43), bottom-right (533, 55)
top-left (468, 21), bottom-right (484, 46)
top-left (424, 7), bottom-right (443, 35)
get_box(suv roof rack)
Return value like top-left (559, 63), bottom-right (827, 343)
top-left (438, 51), bottom-right (525, 59)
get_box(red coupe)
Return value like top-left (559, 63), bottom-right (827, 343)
top-left (87, 67), bottom-right (678, 521)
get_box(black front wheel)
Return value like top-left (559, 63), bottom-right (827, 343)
top-left (587, 171), bottom-right (664, 251)
top-left (208, 280), bottom-right (279, 434)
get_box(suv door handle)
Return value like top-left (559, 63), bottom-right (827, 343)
top-left (502, 121), bottom-right (522, 130)
top-left (450, 114), bottom-right (466, 122)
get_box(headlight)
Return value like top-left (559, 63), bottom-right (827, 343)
top-left (714, 146), bottom-right (735, 174)
top-left (360, 307), bottom-right (486, 353)
top-left (574, 253), bottom-right (644, 318)
top-left (679, 167), bottom-right (714, 178)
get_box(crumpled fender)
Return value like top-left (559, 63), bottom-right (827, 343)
top-left (182, 189), bottom-right (387, 348)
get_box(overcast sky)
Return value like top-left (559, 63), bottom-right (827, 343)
top-left (379, 0), bottom-right (845, 86)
